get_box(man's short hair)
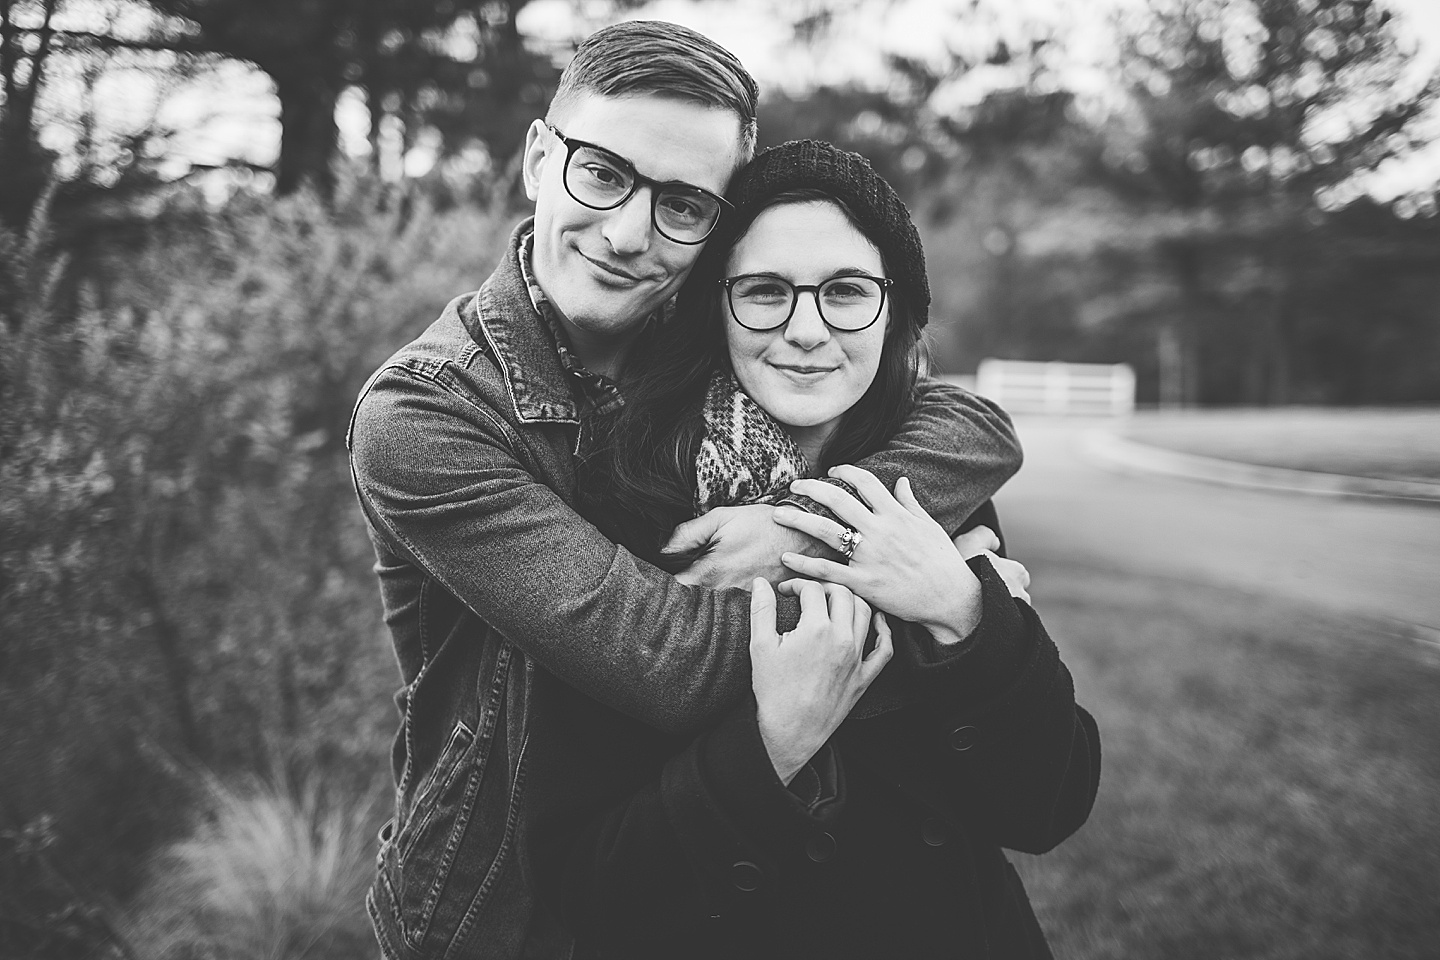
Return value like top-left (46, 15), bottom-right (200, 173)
top-left (549, 20), bottom-right (760, 164)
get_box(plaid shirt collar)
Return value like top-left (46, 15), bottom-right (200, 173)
top-left (517, 230), bottom-right (627, 417)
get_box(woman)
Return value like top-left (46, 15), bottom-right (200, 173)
top-left (527, 140), bottom-right (1100, 958)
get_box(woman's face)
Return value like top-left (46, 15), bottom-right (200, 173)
top-left (722, 200), bottom-right (890, 462)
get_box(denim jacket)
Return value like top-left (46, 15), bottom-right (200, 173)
top-left (346, 220), bottom-right (1021, 959)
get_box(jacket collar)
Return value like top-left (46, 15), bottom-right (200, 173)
top-left (465, 219), bottom-right (580, 424)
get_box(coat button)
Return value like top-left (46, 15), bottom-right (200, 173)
top-left (731, 860), bottom-right (763, 892)
top-left (948, 725), bottom-right (979, 752)
top-left (921, 818), bottom-right (949, 847)
top-left (805, 832), bottom-right (837, 863)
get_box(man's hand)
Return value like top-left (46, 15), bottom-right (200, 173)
top-left (662, 504), bottom-right (834, 589)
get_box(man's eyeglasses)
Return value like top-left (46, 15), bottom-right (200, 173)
top-left (546, 123), bottom-right (731, 245)
top-left (720, 274), bottom-right (893, 332)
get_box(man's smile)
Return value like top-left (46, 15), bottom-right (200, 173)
top-left (578, 248), bottom-right (654, 286)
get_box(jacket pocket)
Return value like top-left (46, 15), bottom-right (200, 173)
top-left (395, 719), bottom-right (475, 865)
top-left (376, 642), bottom-right (521, 956)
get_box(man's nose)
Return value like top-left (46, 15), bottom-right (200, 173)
top-left (784, 293), bottom-right (831, 350)
top-left (601, 187), bottom-right (654, 256)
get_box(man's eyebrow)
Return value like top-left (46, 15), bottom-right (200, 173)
top-left (587, 139), bottom-right (716, 192)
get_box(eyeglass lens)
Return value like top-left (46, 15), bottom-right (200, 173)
top-left (563, 143), bottom-right (722, 244)
top-left (728, 276), bottom-right (886, 331)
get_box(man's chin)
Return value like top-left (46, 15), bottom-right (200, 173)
top-left (567, 304), bottom-right (655, 340)
top-left (574, 292), bottom-right (670, 333)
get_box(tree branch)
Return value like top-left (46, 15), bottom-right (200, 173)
top-left (11, 25), bottom-right (218, 56)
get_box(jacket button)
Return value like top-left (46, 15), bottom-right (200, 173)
top-left (948, 725), bottom-right (979, 752)
top-left (731, 860), bottom-right (763, 892)
top-left (921, 818), bottom-right (949, 847)
top-left (805, 832), bottom-right (837, 863)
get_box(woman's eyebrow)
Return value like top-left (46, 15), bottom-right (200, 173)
top-left (736, 267), bottom-right (877, 278)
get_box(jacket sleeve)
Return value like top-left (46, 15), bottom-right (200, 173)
top-left (525, 673), bottom-right (842, 939)
top-left (844, 556), bottom-right (1102, 855)
top-left (351, 366), bottom-right (1021, 735)
top-left (779, 378), bottom-right (1022, 535)
top-left (349, 363), bottom-right (757, 735)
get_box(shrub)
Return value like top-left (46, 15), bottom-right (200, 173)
top-left (0, 177), bottom-right (512, 942)
top-left (123, 770), bottom-right (384, 960)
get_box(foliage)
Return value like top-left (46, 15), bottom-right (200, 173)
top-left (755, 0), bottom-right (1440, 403)
top-left (122, 769), bottom-right (383, 960)
top-left (0, 173), bottom-right (511, 944)
top-left (0, 0), bottom-right (564, 226)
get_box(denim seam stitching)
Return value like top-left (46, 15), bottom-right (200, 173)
top-left (440, 643), bottom-right (515, 956)
top-left (446, 673), bottom-right (530, 960)
top-left (409, 641), bottom-right (513, 951)
top-left (395, 719), bottom-right (475, 865)
top-left (473, 286), bottom-right (578, 426)
top-left (367, 885), bottom-right (405, 960)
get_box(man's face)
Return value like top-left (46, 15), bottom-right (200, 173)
top-left (522, 94), bottom-right (744, 352)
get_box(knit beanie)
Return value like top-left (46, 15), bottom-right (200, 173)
top-left (703, 139), bottom-right (931, 329)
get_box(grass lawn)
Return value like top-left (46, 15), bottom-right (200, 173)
top-left (1122, 409), bottom-right (1440, 482)
top-left (1015, 560), bottom-right (1440, 960)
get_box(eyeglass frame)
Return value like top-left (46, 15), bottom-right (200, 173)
top-left (544, 122), bottom-right (733, 245)
top-left (719, 273), bottom-right (895, 332)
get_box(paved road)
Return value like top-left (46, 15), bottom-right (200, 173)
top-left (995, 417), bottom-right (1440, 634)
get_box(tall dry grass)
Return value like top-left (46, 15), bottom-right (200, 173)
top-left (123, 770), bottom-right (383, 960)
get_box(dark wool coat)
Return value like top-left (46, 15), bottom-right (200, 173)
top-left (524, 551), bottom-right (1101, 959)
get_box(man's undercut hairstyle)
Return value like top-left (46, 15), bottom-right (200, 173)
top-left (549, 20), bottom-right (760, 163)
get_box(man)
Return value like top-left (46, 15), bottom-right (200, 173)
top-left (347, 21), bottom-right (1020, 960)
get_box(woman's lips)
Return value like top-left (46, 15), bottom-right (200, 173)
top-left (770, 362), bottom-right (839, 380)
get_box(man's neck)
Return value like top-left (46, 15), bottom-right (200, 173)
top-left (556, 314), bottom-right (633, 381)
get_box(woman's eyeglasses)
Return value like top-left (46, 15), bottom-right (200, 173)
top-left (546, 123), bottom-right (731, 245)
top-left (720, 274), bottom-right (893, 332)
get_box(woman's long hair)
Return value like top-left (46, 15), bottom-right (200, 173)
top-left (577, 189), bottom-right (923, 567)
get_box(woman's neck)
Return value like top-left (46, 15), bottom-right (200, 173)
top-left (785, 419), bottom-right (841, 471)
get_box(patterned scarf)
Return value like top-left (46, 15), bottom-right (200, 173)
top-left (694, 372), bottom-right (809, 515)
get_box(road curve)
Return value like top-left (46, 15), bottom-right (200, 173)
top-left (995, 417), bottom-right (1440, 634)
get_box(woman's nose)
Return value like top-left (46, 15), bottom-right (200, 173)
top-left (784, 293), bottom-right (831, 350)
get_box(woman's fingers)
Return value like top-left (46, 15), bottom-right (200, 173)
top-left (983, 551), bottom-right (1032, 604)
top-left (788, 578), bottom-right (833, 635)
top-left (821, 581), bottom-right (855, 641)
top-left (953, 525), bottom-right (1000, 558)
top-left (781, 551), bottom-right (853, 587)
top-left (892, 475), bottom-right (934, 520)
top-left (851, 591), bottom-right (872, 644)
top-left (862, 612), bottom-right (894, 681)
top-left (786, 478), bottom-right (873, 530)
top-left (772, 506), bottom-right (852, 555)
top-left (826, 464), bottom-right (897, 512)
top-left (749, 578), bottom-right (778, 647)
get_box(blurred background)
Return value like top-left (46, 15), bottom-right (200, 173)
top-left (1, 0), bottom-right (1437, 956)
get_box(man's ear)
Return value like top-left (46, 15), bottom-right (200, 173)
top-left (521, 119), bottom-right (550, 202)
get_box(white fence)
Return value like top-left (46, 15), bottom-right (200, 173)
top-left (972, 359), bottom-right (1136, 416)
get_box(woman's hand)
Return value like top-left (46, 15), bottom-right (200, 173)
top-left (953, 525), bottom-right (1032, 605)
top-left (773, 465), bottom-right (983, 646)
top-left (749, 577), bottom-right (893, 785)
